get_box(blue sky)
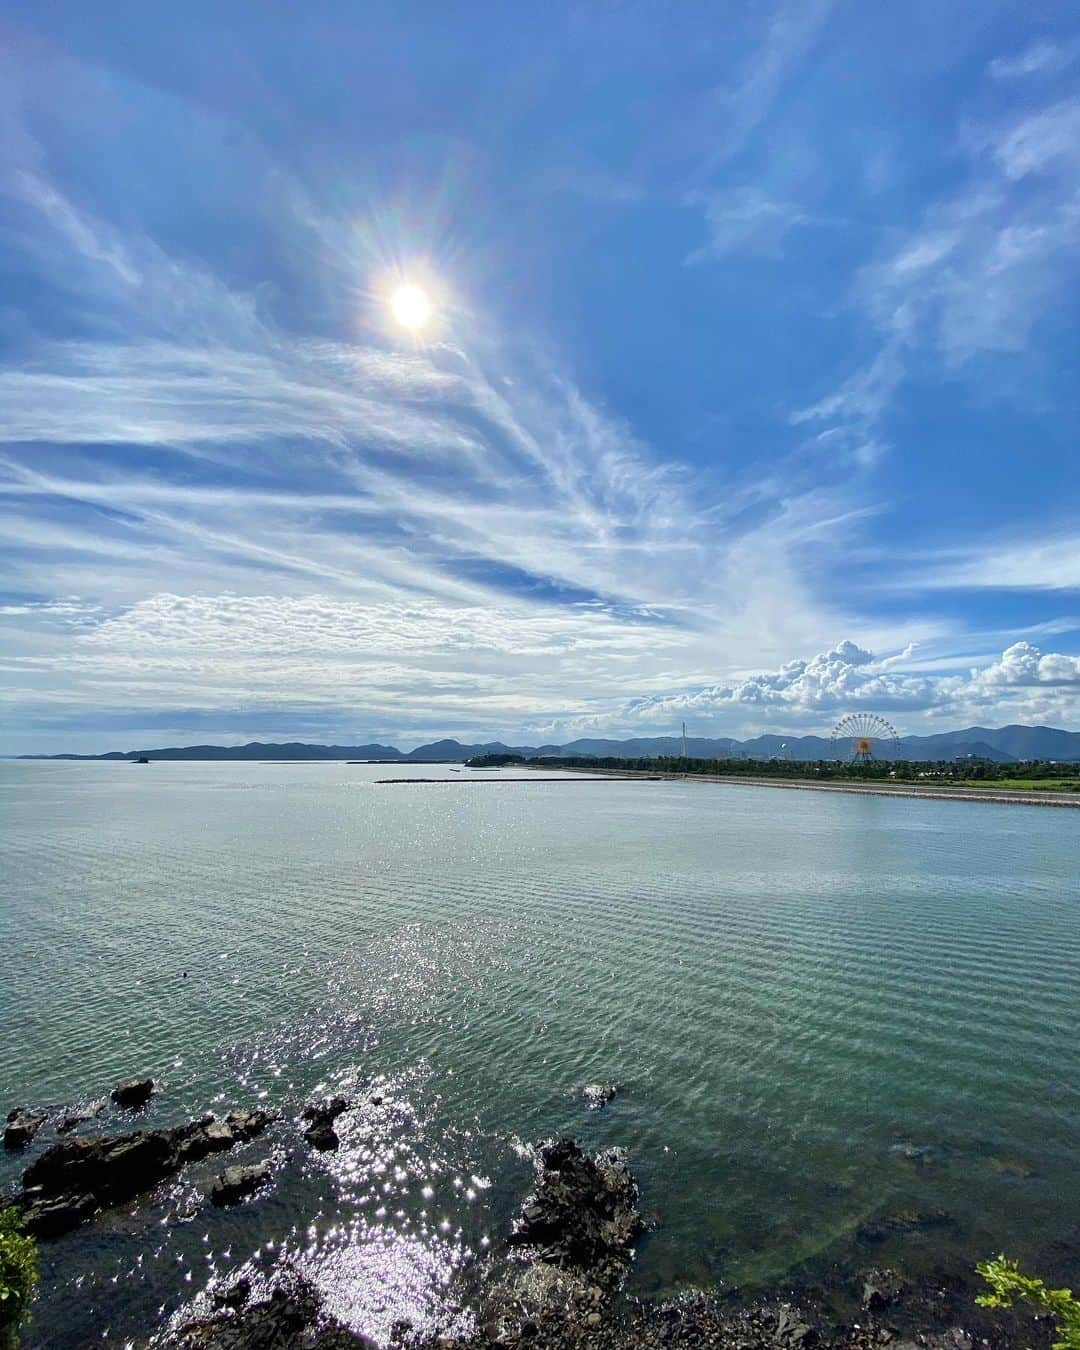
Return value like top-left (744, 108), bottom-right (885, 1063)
top-left (1, 0), bottom-right (1078, 753)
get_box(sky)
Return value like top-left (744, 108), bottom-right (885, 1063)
top-left (1, 0), bottom-right (1078, 754)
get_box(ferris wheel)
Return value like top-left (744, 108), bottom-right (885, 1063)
top-left (830, 712), bottom-right (900, 763)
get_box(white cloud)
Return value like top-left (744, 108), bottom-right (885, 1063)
top-left (863, 104), bottom-right (1080, 364)
top-left (989, 98), bottom-right (1080, 181)
top-left (796, 97), bottom-right (1080, 442)
top-left (975, 641), bottom-right (1080, 688)
top-left (696, 0), bottom-right (836, 169)
top-left (895, 535), bottom-right (1080, 593)
top-left (619, 640), bottom-right (940, 720)
top-left (790, 345), bottom-right (904, 460)
top-left (557, 638), bottom-right (1080, 736)
top-left (0, 72), bottom-right (892, 753)
top-left (686, 187), bottom-right (829, 261)
top-left (989, 39), bottom-right (1080, 81)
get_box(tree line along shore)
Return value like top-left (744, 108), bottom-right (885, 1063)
top-left (467, 753), bottom-right (1080, 793)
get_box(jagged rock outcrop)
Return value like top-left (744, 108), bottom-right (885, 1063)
top-left (6, 1108), bottom-right (275, 1237)
top-left (4, 1109), bottom-right (46, 1150)
top-left (112, 1077), bottom-right (157, 1108)
top-left (301, 1097), bottom-right (348, 1152)
top-left (508, 1137), bottom-right (644, 1286)
top-left (210, 1162), bottom-right (270, 1207)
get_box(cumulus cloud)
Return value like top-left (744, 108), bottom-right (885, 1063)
top-left (556, 639), bottom-right (1080, 735)
top-left (975, 641), bottom-right (1080, 688)
top-left (619, 641), bottom-right (939, 721)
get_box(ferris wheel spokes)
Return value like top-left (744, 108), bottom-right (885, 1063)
top-left (829, 712), bottom-right (900, 763)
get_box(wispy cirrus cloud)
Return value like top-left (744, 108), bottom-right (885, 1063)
top-left (694, 0), bottom-right (837, 172)
top-left (988, 37), bottom-right (1080, 81)
top-left (893, 534), bottom-right (1080, 594)
top-left (796, 95), bottom-right (1080, 446)
top-left (0, 70), bottom-right (883, 749)
top-left (685, 186), bottom-right (843, 262)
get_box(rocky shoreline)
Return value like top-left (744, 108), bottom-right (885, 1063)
top-left (154, 1259), bottom-right (1055, 1350)
top-left (1, 1077), bottom-right (1063, 1349)
top-left (154, 1255), bottom-right (1055, 1350)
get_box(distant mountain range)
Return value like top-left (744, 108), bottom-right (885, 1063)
top-left (19, 724), bottom-right (1080, 762)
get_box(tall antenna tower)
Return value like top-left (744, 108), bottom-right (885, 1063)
top-left (682, 721), bottom-right (688, 758)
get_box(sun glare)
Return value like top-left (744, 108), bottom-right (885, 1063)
top-left (389, 283), bottom-right (433, 332)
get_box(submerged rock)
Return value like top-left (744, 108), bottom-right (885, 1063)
top-left (301, 1096), bottom-right (349, 1152)
top-left (57, 1099), bottom-right (107, 1134)
top-left (4, 1108), bottom-right (46, 1150)
top-left (889, 1140), bottom-right (935, 1168)
top-left (210, 1161), bottom-right (270, 1206)
top-left (856, 1208), bottom-right (952, 1244)
top-left (112, 1077), bottom-right (157, 1108)
top-left (508, 1137), bottom-right (644, 1285)
top-left (989, 1154), bottom-right (1036, 1178)
top-left (581, 1083), bottom-right (617, 1109)
top-left (10, 1108), bottom-right (276, 1237)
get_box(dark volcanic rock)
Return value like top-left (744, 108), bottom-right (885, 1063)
top-left (861, 1267), bottom-right (905, 1310)
top-left (581, 1083), bottom-right (617, 1109)
top-left (211, 1279), bottom-right (251, 1311)
top-left (211, 1161), bottom-right (270, 1206)
top-left (163, 1280), bottom-right (369, 1348)
top-left (4, 1108), bottom-right (46, 1149)
top-left (24, 1128), bottom-right (172, 1199)
top-left (13, 1108), bottom-right (276, 1236)
top-left (176, 1110), bottom-right (276, 1165)
top-left (413, 1274), bottom-right (1056, 1350)
top-left (776, 1306), bottom-right (819, 1345)
top-left (508, 1137), bottom-right (644, 1285)
top-left (112, 1076), bottom-right (157, 1108)
top-left (301, 1096), bottom-right (349, 1152)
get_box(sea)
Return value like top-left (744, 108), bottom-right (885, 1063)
top-left (1, 760), bottom-right (1077, 1345)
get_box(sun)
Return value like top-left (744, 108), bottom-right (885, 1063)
top-left (389, 283), bottom-right (433, 333)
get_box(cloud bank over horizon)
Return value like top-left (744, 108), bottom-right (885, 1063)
top-left (0, 3), bottom-right (1077, 754)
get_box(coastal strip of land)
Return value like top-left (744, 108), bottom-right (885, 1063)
top-left (524, 764), bottom-right (1080, 807)
top-left (375, 769), bottom-right (1078, 805)
top-left (376, 775), bottom-right (658, 784)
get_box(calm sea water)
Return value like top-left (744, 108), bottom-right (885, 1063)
top-left (1, 761), bottom-right (1077, 1346)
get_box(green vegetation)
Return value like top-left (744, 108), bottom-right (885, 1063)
top-left (466, 752), bottom-right (1080, 787)
top-left (977, 1254), bottom-right (1080, 1350)
top-left (0, 1208), bottom-right (37, 1346)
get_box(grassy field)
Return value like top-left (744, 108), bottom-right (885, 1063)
top-left (958, 778), bottom-right (1080, 792)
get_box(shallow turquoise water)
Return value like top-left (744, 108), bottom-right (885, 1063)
top-left (1, 761), bottom-right (1077, 1345)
